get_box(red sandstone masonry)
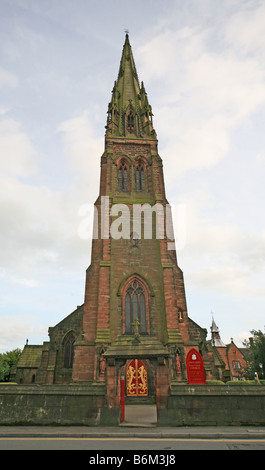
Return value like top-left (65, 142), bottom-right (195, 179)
top-left (97, 266), bottom-right (110, 330)
top-left (162, 267), bottom-right (179, 330)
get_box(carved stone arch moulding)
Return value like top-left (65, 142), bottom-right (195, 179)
top-left (115, 155), bottom-right (132, 167)
top-left (134, 155), bottom-right (149, 167)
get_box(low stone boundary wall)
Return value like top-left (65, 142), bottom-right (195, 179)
top-left (159, 385), bottom-right (265, 426)
top-left (1, 384), bottom-right (265, 426)
top-left (0, 384), bottom-right (117, 426)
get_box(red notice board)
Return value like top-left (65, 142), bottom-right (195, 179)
top-left (186, 348), bottom-right (206, 385)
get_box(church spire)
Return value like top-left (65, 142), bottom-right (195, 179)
top-left (105, 34), bottom-right (156, 139)
top-left (210, 316), bottom-right (226, 347)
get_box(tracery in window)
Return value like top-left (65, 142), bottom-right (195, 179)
top-left (63, 332), bottom-right (76, 369)
top-left (118, 160), bottom-right (128, 192)
top-left (125, 279), bottom-right (147, 334)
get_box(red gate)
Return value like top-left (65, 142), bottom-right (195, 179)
top-left (127, 359), bottom-right (148, 396)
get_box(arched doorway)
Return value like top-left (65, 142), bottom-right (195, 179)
top-left (120, 359), bottom-right (157, 426)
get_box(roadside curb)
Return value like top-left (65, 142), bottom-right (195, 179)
top-left (1, 427), bottom-right (265, 440)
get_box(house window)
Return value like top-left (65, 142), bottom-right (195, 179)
top-left (118, 160), bottom-right (128, 192)
top-left (232, 361), bottom-right (241, 369)
top-left (64, 332), bottom-right (76, 368)
top-left (135, 161), bottom-right (145, 192)
top-left (125, 280), bottom-right (147, 334)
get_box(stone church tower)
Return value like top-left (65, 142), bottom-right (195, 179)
top-left (71, 34), bottom-right (215, 407)
top-left (15, 35), bottom-right (218, 408)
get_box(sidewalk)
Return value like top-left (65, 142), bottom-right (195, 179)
top-left (0, 425), bottom-right (265, 439)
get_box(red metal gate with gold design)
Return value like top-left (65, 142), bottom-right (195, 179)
top-left (126, 359), bottom-right (148, 396)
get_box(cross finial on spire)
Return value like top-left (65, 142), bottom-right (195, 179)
top-left (124, 29), bottom-right (130, 43)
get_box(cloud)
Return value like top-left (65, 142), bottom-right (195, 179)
top-left (256, 152), bottom-right (265, 163)
top-left (224, 2), bottom-right (265, 58)
top-left (0, 67), bottom-right (19, 88)
top-left (0, 112), bottom-right (103, 287)
top-left (0, 315), bottom-right (47, 353)
top-left (162, 114), bottom-right (230, 177)
top-left (57, 111), bottom-right (103, 180)
top-left (136, 6), bottom-right (265, 178)
top-left (178, 195), bottom-right (265, 297)
top-left (228, 331), bottom-right (250, 347)
top-left (0, 117), bottom-right (36, 176)
top-left (0, 172), bottom-right (87, 282)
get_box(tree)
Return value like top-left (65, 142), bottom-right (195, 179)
top-left (243, 329), bottom-right (265, 380)
top-left (0, 349), bottom-right (21, 382)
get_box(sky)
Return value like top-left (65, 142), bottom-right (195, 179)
top-left (0, 0), bottom-right (265, 353)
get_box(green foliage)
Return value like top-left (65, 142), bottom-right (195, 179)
top-left (243, 328), bottom-right (265, 380)
top-left (226, 380), bottom-right (259, 385)
top-left (0, 349), bottom-right (21, 382)
top-left (206, 380), bottom-right (225, 385)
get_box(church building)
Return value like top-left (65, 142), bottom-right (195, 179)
top-left (14, 34), bottom-right (234, 410)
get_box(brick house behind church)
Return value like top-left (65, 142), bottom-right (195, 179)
top-left (13, 34), bottom-right (246, 406)
top-left (210, 317), bottom-right (247, 382)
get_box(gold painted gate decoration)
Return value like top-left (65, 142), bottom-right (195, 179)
top-left (127, 359), bottom-right (148, 396)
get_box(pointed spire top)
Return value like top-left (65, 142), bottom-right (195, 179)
top-left (105, 34), bottom-right (156, 140)
top-left (210, 315), bottom-right (227, 347)
top-left (210, 314), bottom-right (219, 333)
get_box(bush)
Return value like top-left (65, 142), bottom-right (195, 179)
top-left (206, 380), bottom-right (225, 385)
top-left (225, 380), bottom-right (259, 385)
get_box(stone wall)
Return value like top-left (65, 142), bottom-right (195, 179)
top-left (0, 384), bottom-right (117, 426)
top-left (1, 384), bottom-right (265, 426)
top-left (159, 385), bottom-right (265, 426)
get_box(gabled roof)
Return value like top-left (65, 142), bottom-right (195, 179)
top-left (17, 345), bottom-right (43, 368)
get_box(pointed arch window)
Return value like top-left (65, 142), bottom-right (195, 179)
top-left (135, 161), bottom-right (145, 192)
top-left (63, 332), bottom-right (76, 369)
top-left (118, 160), bottom-right (128, 192)
top-left (125, 279), bottom-right (147, 334)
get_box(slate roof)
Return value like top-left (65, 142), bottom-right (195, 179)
top-left (17, 345), bottom-right (43, 368)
